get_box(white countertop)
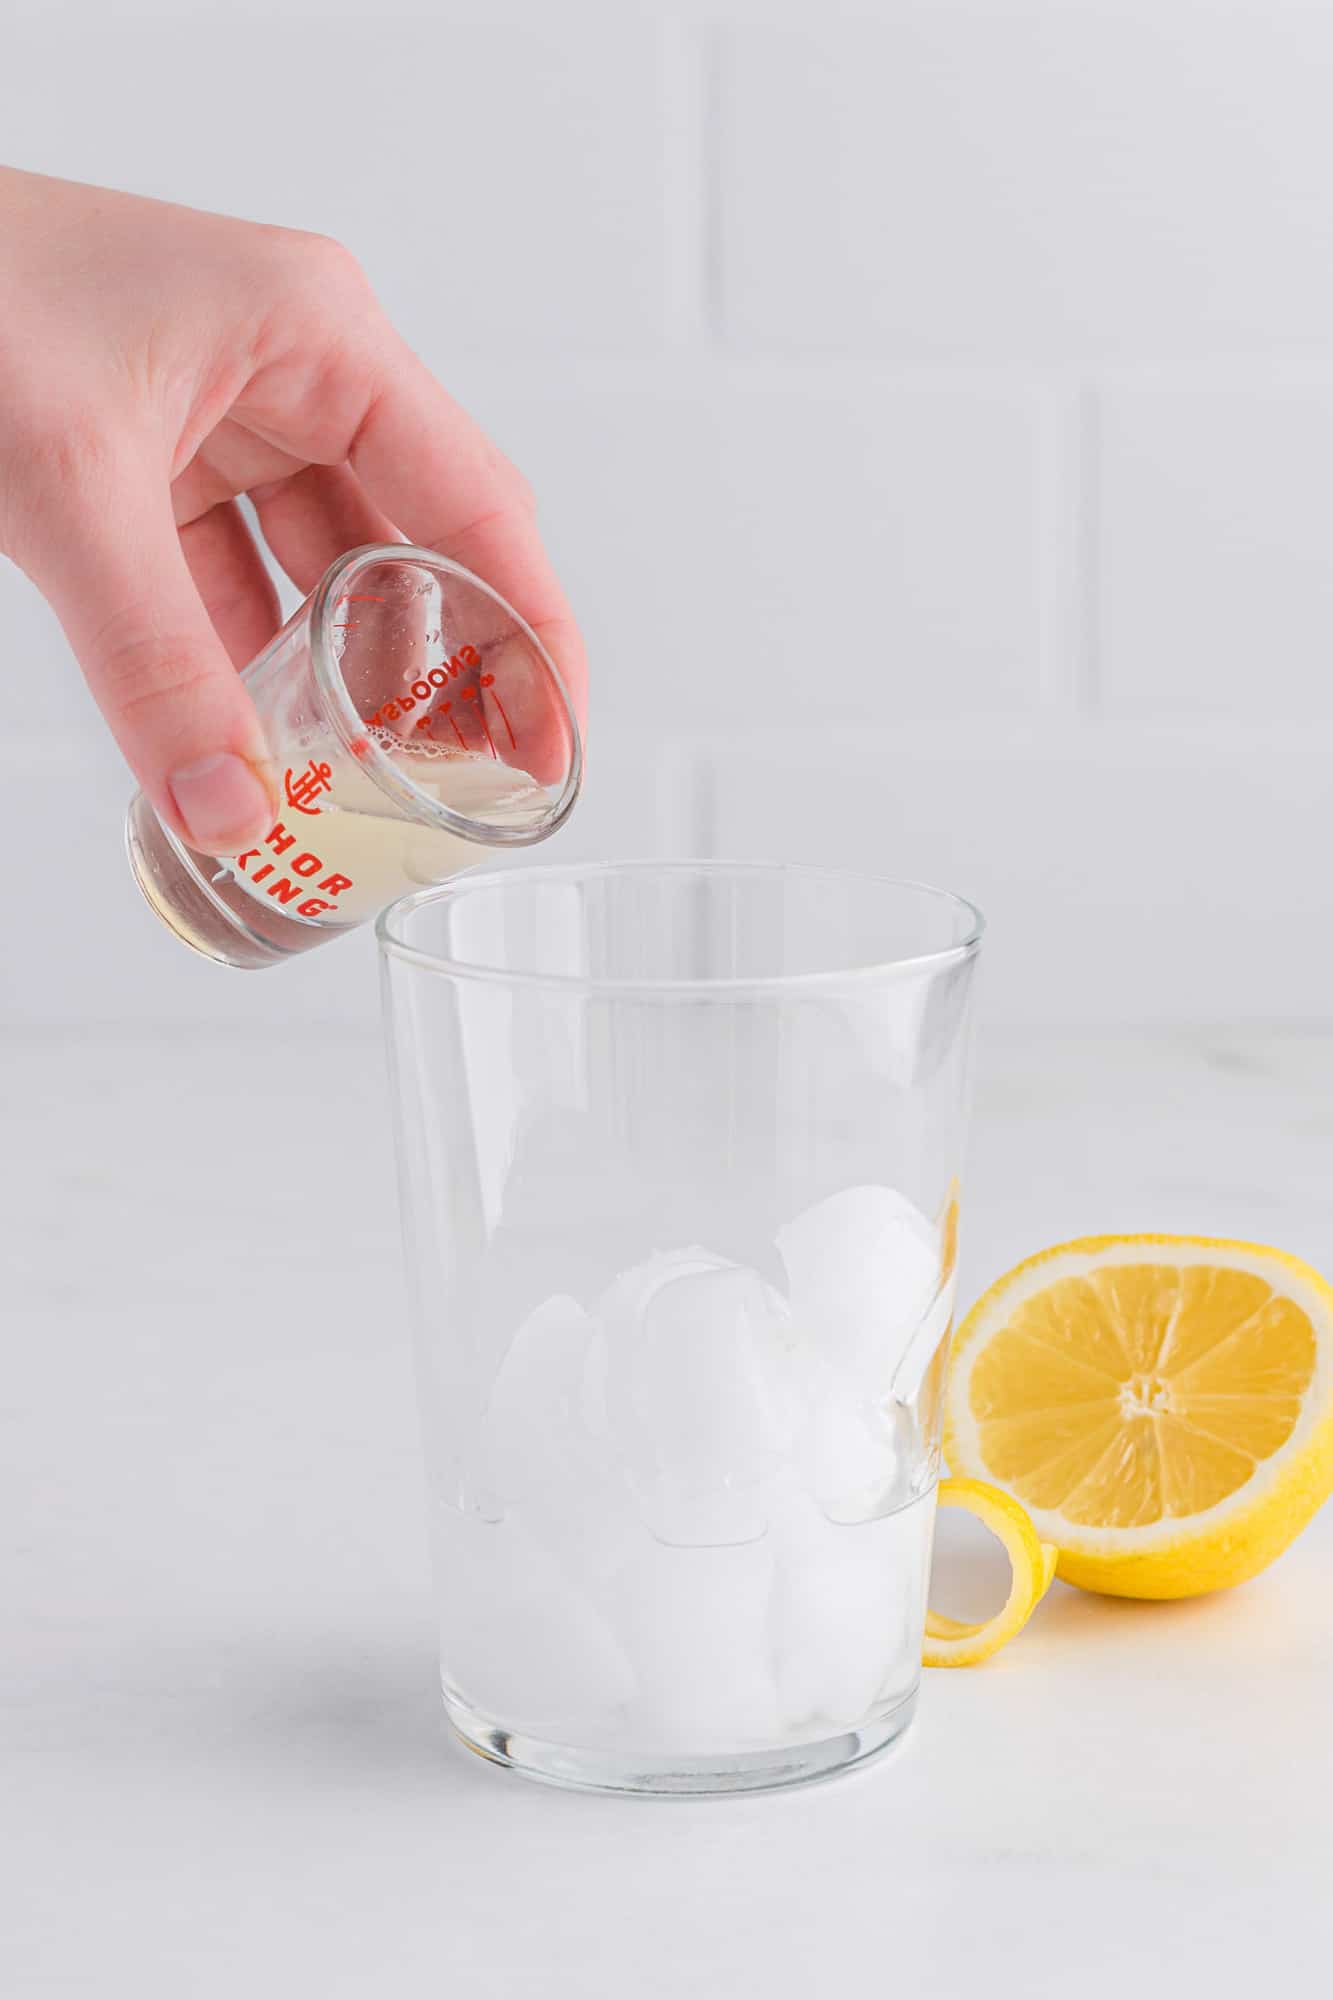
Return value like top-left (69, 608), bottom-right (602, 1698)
top-left (3, 1024), bottom-right (1331, 1996)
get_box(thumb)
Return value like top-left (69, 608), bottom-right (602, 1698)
top-left (22, 442), bottom-right (276, 854)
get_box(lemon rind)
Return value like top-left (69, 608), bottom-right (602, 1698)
top-left (922, 1477), bottom-right (1058, 1666)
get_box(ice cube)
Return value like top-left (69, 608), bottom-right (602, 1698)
top-left (608, 1531), bottom-right (783, 1749)
top-left (468, 1293), bottom-right (601, 1507)
top-left (769, 1491), bottom-right (923, 1731)
top-left (799, 1364), bottom-right (908, 1524)
top-left (598, 1248), bottom-right (802, 1545)
top-left (776, 1184), bottom-right (942, 1388)
top-left (433, 1501), bottom-right (636, 1739)
top-left (525, 1472), bottom-right (646, 1609)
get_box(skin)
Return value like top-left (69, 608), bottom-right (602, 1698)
top-left (0, 166), bottom-right (588, 852)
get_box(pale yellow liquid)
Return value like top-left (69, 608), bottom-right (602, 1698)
top-left (219, 746), bottom-right (547, 928)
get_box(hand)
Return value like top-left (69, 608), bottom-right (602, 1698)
top-left (0, 167), bottom-right (587, 852)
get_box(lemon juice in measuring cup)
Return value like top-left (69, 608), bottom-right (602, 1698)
top-left (212, 742), bottom-right (548, 928)
top-left (126, 544), bottom-right (581, 970)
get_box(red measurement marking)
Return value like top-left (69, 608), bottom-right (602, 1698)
top-left (444, 706), bottom-right (466, 749)
top-left (479, 672), bottom-right (517, 751)
top-left (344, 593), bottom-right (387, 602)
top-left (490, 693), bottom-right (516, 750)
top-left (457, 683), bottom-right (497, 758)
top-left (349, 735), bottom-right (371, 758)
top-left (333, 621), bottom-right (358, 630)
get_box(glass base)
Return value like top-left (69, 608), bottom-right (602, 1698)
top-left (443, 1687), bottom-right (918, 1797)
top-left (125, 791), bottom-right (331, 971)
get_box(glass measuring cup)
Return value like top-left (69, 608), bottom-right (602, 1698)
top-left (126, 543), bottom-right (582, 969)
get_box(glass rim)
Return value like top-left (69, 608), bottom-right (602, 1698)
top-left (309, 542), bottom-right (584, 847)
top-left (376, 858), bottom-right (985, 996)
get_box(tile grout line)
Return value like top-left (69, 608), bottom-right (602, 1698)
top-left (690, 748), bottom-right (718, 859)
top-left (699, 23), bottom-right (725, 348)
top-left (1036, 377), bottom-right (1096, 722)
top-left (658, 16), bottom-right (718, 350)
top-left (1077, 383), bottom-right (1102, 717)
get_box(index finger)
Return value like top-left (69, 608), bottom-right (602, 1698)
top-left (349, 331), bottom-right (588, 739)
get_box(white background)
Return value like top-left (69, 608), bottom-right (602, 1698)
top-left (5, 10), bottom-right (1333, 1992)
top-left (4, 0), bottom-right (1333, 1028)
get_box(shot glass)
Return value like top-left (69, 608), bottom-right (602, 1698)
top-left (126, 543), bottom-right (581, 969)
top-left (379, 861), bottom-right (984, 1796)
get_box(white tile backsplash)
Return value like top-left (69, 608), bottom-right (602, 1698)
top-left (718, 9), bottom-right (1333, 364)
top-left (452, 364), bottom-right (1050, 730)
top-left (702, 722), bottom-right (1333, 1027)
top-left (4, 1), bottom-right (1333, 1025)
top-left (1097, 380), bottom-right (1333, 715)
top-left (0, 18), bottom-right (673, 355)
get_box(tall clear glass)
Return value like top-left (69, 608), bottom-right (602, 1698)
top-left (379, 861), bottom-right (983, 1795)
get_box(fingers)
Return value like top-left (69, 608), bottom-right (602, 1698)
top-left (248, 462), bottom-right (398, 596)
top-left (179, 498), bottom-right (283, 668)
top-left (22, 440), bottom-right (276, 853)
top-left (230, 257), bottom-right (586, 732)
top-left (250, 376), bottom-right (585, 788)
top-left (346, 334), bottom-right (589, 737)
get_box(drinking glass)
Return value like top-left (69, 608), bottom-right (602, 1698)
top-left (379, 861), bottom-right (983, 1794)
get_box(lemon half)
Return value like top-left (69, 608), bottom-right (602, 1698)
top-left (943, 1235), bottom-right (1333, 1599)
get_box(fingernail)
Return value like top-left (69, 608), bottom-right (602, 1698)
top-left (167, 753), bottom-right (273, 853)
